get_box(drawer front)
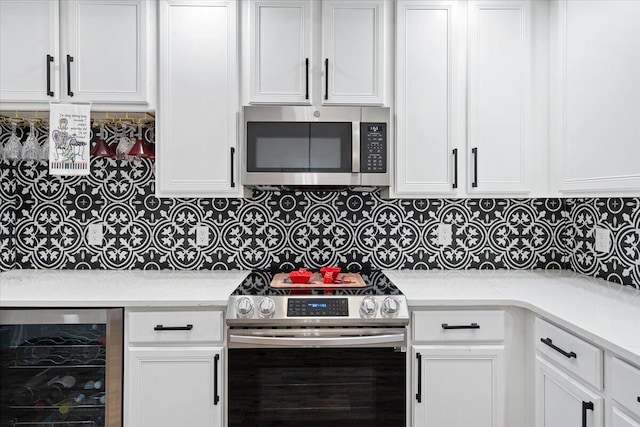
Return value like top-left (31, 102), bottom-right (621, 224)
top-left (612, 357), bottom-right (640, 420)
top-left (612, 408), bottom-right (640, 427)
top-left (128, 310), bottom-right (223, 344)
top-left (534, 317), bottom-right (603, 390)
top-left (412, 310), bottom-right (505, 343)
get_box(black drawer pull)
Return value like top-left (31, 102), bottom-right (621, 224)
top-left (416, 352), bottom-right (422, 403)
top-left (452, 148), bottom-right (458, 189)
top-left (154, 324), bottom-right (193, 331)
top-left (582, 401), bottom-right (594, 427)
top-left (541, 337), bottom-right (576, 359)
top-left (46, 55), bottom-right (54, 96)
top-left (637, 396), bottom-right (640, 403)
top-left (66, 55), bottom-right (74, 97)
top-left (214, 354), bottom-right (220, 405)
top-left (442, 323), bottom-right (480, 330)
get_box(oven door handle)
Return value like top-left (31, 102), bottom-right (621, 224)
top-left (228, 333), bottom-right (406, 348)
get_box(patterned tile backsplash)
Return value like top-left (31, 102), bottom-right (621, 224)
top-left (1, 158), bottom-right (639, 289)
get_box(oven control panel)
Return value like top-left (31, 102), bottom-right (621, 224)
top-left (287, 298), bottom-right (349, 317)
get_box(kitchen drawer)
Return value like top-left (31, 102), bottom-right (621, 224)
top-left (127, 310), bottom-right (223, 344)
top-left (612, 357), bottom-right (640, 420)
top-left (534, 317), bottom-right (603, 390)
top-left (412, 310), bottom-right (505, 343)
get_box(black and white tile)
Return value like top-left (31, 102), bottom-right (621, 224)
top-left (1, 122), bottom-right (639, 289)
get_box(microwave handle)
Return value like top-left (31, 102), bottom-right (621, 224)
top-left (352, 122), bottom-right (360, 173)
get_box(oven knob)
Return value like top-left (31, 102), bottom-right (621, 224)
top-left (258, 297), bottom-right (276, 318)
top-left (381, 296), bottom-right (400, 317)
top-left (235, 297), bottom-right (254, 318)
top-left (359, 296), bottom-right (378, 318)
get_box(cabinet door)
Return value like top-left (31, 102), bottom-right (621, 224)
top-left (0, 0), bottom-right (59, 103)
top-left (157, 0), bottom-right (240, 197)
top-left (413, 345), bottom-right (505, 427)
top-left (535, 356), bottom-right (603, 427)
top-left (249, 0), bottom-right (312, 104)
top-left (395, 0), bottom-right (462, 195)
top-left (551, 0), bottom-right (640, 193)
top-left (612, 408), bottom-right (640, 427)
top-left (322, 0), bottom-right (385, 105)
top-left (62, 0), bottom-right (151, 104)
top-left (126, 346), bottom-right (223, 427)
top-left (468, 0), bottom-right (532, 194)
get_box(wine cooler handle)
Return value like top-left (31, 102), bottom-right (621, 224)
top-left (540, 338), bottom-right (577, 359)
top-left (582, 401), bottom-right (594, 427)
top-left (471, 147), bottom-right (478, 188)
top-left (442, 323), bottom-right (480, 330)
top-left (46, 55), bottom-right (54, 97)
top-left (214, 354), bottom-right (220, 405)
top-left (416, 352), bottom-right (422, 403)
top-left (305, 58), bottom-right (309, 100)
top-left (154, 324), bottom-right (193, 331)
top-left (324, 58), bottom-right (329, 100)
top-left (66, 55), bottom-right (74, 97)
top-left (452, 148), bottom-right (458, 189)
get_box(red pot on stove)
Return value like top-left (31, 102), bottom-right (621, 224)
top-left (320, 266), bottom-right (341, 279)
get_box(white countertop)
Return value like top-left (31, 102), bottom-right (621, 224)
top-left (384, 269), bottom-right (640, 366)
top-left (2, 268), bottom-right (639, 365)
top-left (0, 269), bottom-right (250, 308)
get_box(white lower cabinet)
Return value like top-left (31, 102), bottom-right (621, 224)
top-left (127, 347), bottom-right (223, 427)
top-left (413, 345), bottom-right (505, 427)
top-left (125, 309), bottom-right (224, 427)
top-left (535, 355), bottom-right (603, 427)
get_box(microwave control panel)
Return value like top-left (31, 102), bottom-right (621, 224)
top-left (360, 123), bottom-right (387, 173)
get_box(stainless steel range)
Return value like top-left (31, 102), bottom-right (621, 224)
top-left (226, 270), bottom-right (409, 427)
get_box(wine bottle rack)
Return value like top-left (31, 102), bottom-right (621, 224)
top-left (1, 323), bottom-right (108, 427)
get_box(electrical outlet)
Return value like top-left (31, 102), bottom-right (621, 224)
top-left (87, 224), bottom-right (103, 246)
top-left (438, 223), bottom-right (453, 246)
top-left (196, 225), bottom-right (209, 247)
top-left (594, 227), bottom-right (611, 253)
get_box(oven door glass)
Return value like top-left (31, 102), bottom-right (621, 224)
top-left (228, 347), bottom-right (406, 427)
top-left (247, 122), bottom-right (352, 172)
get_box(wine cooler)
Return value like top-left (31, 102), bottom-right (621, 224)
top-left (0, 309), bottom-right (123, 427)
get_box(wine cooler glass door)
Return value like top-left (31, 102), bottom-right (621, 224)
top-left (0, 309), bottom-right (123, 427)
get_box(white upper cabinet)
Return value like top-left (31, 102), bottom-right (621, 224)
top-left (395, 0), bottom-right (462, 196)
top-left (243, 0), bottom-right (388, 106)
top-left (0, 0), bottom-right (154, 110)
top-left (467, 0), bottom-right (532, 194)
top-left (61, 0), bottom-right (152, 105)
top-left (322, 1), bottom-right (385, 105)
top-left (550, 0), bottom-right (640, 195)
top-left (248, 0), bottom-right (312, 104)
top-left (156, 0), bottom-right (240, 197)
top-left (0, 0), bottom-right (59, 103)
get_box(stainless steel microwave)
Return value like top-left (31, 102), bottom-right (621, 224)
top-left (242, 106), bottom-right (390, 187)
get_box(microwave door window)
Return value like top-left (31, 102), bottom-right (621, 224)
top-left (247, 122), bottom-right (310, 172)
top-left (310, 123), bottom-right (352, 172)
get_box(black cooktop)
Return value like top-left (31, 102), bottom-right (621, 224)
top-left (233, 270), bottom-right (403, 297)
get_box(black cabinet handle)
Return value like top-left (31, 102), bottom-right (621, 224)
top-left (452, 148), bottom-right (458, 189)
top-left (416, 352), bottom-right (422, 403)
top-left (66, 55), bottom-right (74, 97)
top-left (442, 323), bottom-right (480, 330)
top-left (154, 324), bottom-right (193, 331)
top-left (230, 147), bottom-right (236, 188)
top-left (214, 354), bottom-right (220, 405)
top-left (637, 396), bottom-right (640, 403)
top-left (541, 337), bottom-right (577, 359)
top-left (471, 147), bottom-right (478, 187)
top-left (305, 58), bottom-right (309, 100)
top-left (582, 401), bottom-right (594, 427)
top-left (324, 58), bottom-right (329, 100)
top-left (46, 55), bottom-right (54, 97)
